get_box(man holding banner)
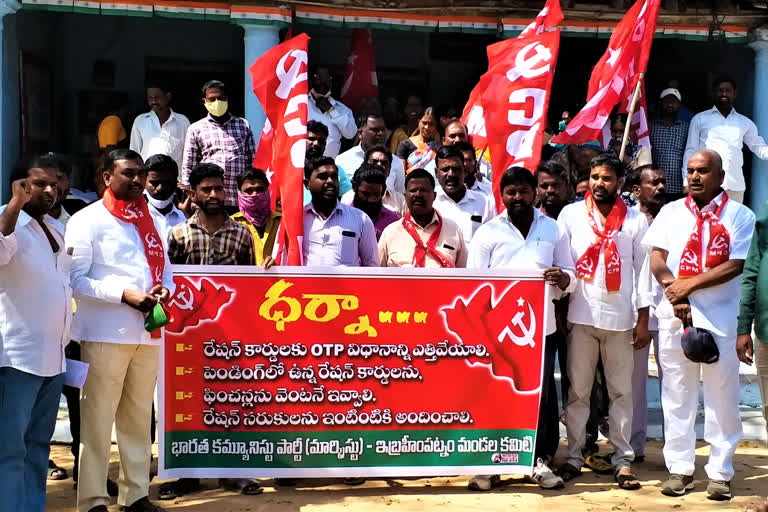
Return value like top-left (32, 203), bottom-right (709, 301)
top-left (467, 166), bottom-right (575, 490)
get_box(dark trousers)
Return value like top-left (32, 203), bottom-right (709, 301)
top-left (585, 359), bottom-right (609, 452)
top-left (535, 332), bottom-right (563, 461)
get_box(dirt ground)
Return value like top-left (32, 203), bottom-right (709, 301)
top-left (45, 439), bottom-right (768, 512)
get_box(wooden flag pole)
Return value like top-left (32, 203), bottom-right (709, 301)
top-left (619, 72), bottom-right (645, 162)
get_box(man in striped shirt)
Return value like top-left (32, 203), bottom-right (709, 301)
top-left (181, 80), bottom-right (255, 212)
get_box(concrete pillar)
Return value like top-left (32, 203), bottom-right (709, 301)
top-left (242, 24), bottom-right (280, 147)
top-left (0, 0), bottom-right (20, 203)
top-left (750, 30), bottom-right (768, 209)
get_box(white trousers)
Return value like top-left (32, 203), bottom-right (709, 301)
top-left (658, 329), bottom-right (741, 481)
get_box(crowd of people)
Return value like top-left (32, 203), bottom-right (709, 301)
top-left (2, 67), bottom-right (768, 512)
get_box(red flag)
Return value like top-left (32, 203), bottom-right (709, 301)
top-left (461, 0), bottom-right (563, 151)
top-left (552, 0), bottom-right (660, 146)
top-left (249, 33), bottom-right (310, 266)
top-left (340, 29), bottom-right (378, 113)
top-left (481, 30), bottom-right (560, 212)
top-left (166, 277), bottom-right (234, 334)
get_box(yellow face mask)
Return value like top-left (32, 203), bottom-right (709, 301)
top-left (204, 99), bottom-right (228, 117)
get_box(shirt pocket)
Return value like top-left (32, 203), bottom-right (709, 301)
top-left (339, 230), bottom-right (359, 265)
top-left (529, 240), bottom-right (555, 269)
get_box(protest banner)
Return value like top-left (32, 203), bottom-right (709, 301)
top-left (159, 267), bottom-right (549, 479)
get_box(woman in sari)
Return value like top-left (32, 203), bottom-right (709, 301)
top-left (396, 107), bottom-right (440, 174)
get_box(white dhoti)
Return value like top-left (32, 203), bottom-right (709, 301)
top-left (658, 328), bottom-right (742, 481)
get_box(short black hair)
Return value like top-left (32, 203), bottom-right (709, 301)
top-left (359, 113), bottom-right (385, 129)
top-left (590, 152), bottom-right (625, 179)
top-left (364, 145), bottom-right (392, 164)
top-left (351, 163), bottom-right (387, 192)
top-left (145, 154), bottom-right (178, 176)
top-left (307, 120), bottom-right (329, 138)
top-left (238, 168), bottom-right (270, 190)
top-left (624, 168), bottom-right (642, 191)
top-left (443, 118), bottom-right (466, 133)
top-left (145, 81), bottom-right (169, 93)
top-left (453, 140), bottom-right (476, 156)
top-left (535, 161), bottom-right (569, 186)
top-left (202, 79), bottom-right (227, 97)
top-left (404, 168), bottom-right (435, 190)
top-left (46, 153), bottom-right (72, 178)
top-left (304, 156), bottom-right (337, 180)
top-left (189, 163), bottom-right (224, 190)
top-left (713, 75), bottom-right (737, 90)
top-left (10, 153), bottom-right (62, 185)
top-left (434, 144), bottom-right (464, 169)
top-left (499, 166), bottom-right (536, 195)
top-left (104, 148), bottom-right (143, 174)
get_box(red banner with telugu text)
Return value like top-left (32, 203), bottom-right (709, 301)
top-left (159, 267), bottom-right (549, 479)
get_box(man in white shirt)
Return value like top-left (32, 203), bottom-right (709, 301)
top-left (466, 166), bottom-right (575, 491)
top-left (556, 153), bottom-right (650, 490)
top-left (336, 114), bottom-right (406, 194)
top-left (130, 83), bottom-right (190, 171)
top-left (341, 145), bottom-right (406, 215)
top-left (66, 149), bottom-right (175, 512)
top-left (433, 144), bottom-right (494, 244)
top-left (268, 156), bottom-right (378, 268)
top-left (0, 155), bottom-right (71, 512)
top-left (629, 166), bottom-right (666, 462)
top-left (307, 66), bottom-right (357, 158)
top-left (454, 140), bottom-right (494, 207)
top-left (144, 154), bottom-right (187, 246)
top-left (683, 76), bottom-right (768, 203)
top-left (645, 150), bottom-right (755, 501)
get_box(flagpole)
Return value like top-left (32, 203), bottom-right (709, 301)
top-left (619, 73), bottom-right (644, 161)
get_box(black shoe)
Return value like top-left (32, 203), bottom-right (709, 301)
top-left (122, 496), bottom-right (165, 511)
top-left (87, 507), bottom-right (108, 512)
top-left (634, 455), bottom-right (645, 464)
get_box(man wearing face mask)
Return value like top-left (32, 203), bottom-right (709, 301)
top-left (182, 80), bottom-right (256, 213)
top-left (347, 164), bottom-right (400, 240)
top-left (231, 168), bottom-right (280, 265)
top-left (144, 154), bottom-right (186, 247)
top-left (307, 66), bottom-right (357, 158)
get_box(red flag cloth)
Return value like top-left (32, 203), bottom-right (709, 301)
top-left (552, 0), bottom-right (660, 146)
top-left (481, 30), bottom-right (560, 213)
top-left (460, 0), bottom-right (563, 151)
top-left (248, 33), bottom-right (310, 266)
top-left (166, 277), bottom-right (234, 334)
top-left (340, 29), bottom-right (378, 113)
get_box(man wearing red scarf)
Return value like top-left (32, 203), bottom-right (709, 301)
top-left (556, 153), bottom-right (651, 490)
top-left (65, 149), bottom-right (174, 512)
top-left (644, 150), bottom-right (755, 501)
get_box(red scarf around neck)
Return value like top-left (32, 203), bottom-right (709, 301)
top-left (402, 211), bottom-right (455, 268)
top-left (575, 191), bottom-right (627, 292)
top-left (103, 188), bottom-right (166, 286)
top-left (678, 192), bottom-right (730, 278)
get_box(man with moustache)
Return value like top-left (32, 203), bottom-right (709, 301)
top-left (336, 114), bottom-right (406, 194)
top-left (556, 153), bottom-right (650, 490)
top-left (341, 145), bottom-right (406, 215)
top-left (168, 163), bottom-right (255, 266)
top-left (0, 155), bottom-right (71, 512)
top-left (163, 163), bottom-right (258, 500)
top-left (650, 89), bottom-right (688, 201)
top-left (432, 145), bottom-right (494, 244)
top-left (347, 164), bottom-right (400, 240)
top-left (454, 141), bottom-right (493, 204)
top-left (645, 150), bottom-right (754, 500)
top-left (684, 76), bottom-right (768, 203)
top-left (379, 169), bottom-right (467, 268)
top-left (130, 83), bottom-right (190, 170)
top-left (306, 66), bottom-right (357, 158)
top-left (65, 149), bottom-right (175, 512)
top-left (305, 120), bottom-right (352, 203)
top-left (630, 166), bottom-right (667, 462)
top-left (467, 166), bottom-right (575, 491)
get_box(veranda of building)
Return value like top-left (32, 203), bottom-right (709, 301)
top-left (2, 0), bottom-right (768, 207)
